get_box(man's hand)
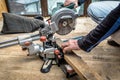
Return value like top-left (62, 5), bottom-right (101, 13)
top-left (64, 0), bottom-right (78, 8)
top-left (61, 39), bottom-right (80, 53)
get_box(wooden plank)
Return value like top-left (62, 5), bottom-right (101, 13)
top-left (56, 38), bottom-right (103, 80)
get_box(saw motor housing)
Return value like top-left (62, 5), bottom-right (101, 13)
top-left (51, 8), bottom-right (77, 35)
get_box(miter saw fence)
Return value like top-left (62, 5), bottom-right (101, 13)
top-left (0, 8), bottom-right (78, 78)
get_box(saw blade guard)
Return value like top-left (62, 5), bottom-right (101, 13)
top-left (51, 8), bottom-right (78, 35)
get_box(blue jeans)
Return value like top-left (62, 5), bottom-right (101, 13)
top-left (87, 1), bottom-right (120, 24)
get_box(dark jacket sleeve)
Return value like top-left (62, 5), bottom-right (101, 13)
top-left (77, 4), bottom-right (120, 52)
top-left (78, 0), bottom-right (88, 6)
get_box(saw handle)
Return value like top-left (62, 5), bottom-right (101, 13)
top-left (61, 3), bottom-right (75, 9)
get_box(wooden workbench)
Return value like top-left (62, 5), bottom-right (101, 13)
top-left (0, 17), bottom-right (120, 80)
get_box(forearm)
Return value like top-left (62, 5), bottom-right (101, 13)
top-left (78, 4), bottom-right (120, 52)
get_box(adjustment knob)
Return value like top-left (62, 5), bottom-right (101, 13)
top-left (24, 41), bottom-right (31, 46)
top-left (40, 36), bottom-right (47, 42)
top-left (54, 49), bottom-right (60, 55)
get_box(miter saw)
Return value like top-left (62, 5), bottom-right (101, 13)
top-left (0, 8), bottom-right (78, 77)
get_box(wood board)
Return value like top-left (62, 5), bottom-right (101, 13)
top-left (56, 38), bottom-right (120, 80)
top-left (56, 38), bottom-right (103, 80)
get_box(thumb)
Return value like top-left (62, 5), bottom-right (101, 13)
top-left (74, 1), bottom-right (78, 8)
top-left (63, 46), bottom-right (71, 53)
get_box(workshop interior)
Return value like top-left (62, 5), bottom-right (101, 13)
top-left (0, 0), bottom-right (120, 80)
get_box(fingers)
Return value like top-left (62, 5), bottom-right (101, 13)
top-left (61, 42), bottom-right (69, 48)
top-left (62, 40), bottom-right (73, 53)
top-left (74, 0), bottom-right (78, 8)
top-left (64, 0), bottom-right (70, 6)
top-left (61, 39), bottom-right (73, 48)
top-left (61, 41), bottom-right (71, 53)
top-left (61, 39), bottom-right (80, 53)
top-left (63, 46), bottom-right (71, 53)
top-left (64, 0), bottom-right (78, 8)
top-left (74, 3), bottom-right (78, 8)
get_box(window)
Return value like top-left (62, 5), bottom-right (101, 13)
top-left (6, 0), bottom-right (41, 15)
top-left (47, 0), bottom-right (84, 16)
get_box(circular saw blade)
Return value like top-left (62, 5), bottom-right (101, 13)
top-left (51, 8), bottom-right (77, 35)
